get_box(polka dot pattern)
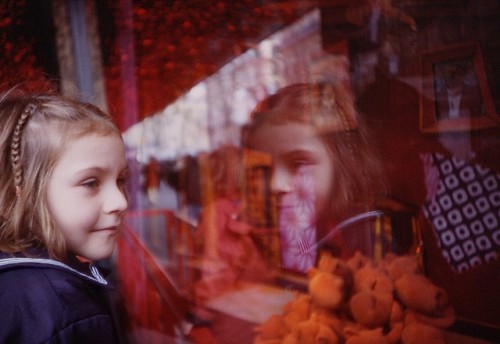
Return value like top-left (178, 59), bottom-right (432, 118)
top-left (423, 154), bottom-right (500, 273)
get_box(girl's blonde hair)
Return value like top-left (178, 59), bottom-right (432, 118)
top-left (243, 83), bottom-right (386, 222)
top-left (0, 90), bottom-right (122, 260)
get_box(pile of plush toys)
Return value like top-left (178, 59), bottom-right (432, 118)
top-left (254, 251), bottom-right (455, 344)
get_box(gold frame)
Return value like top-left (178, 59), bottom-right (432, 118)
top-left (419, 42), bottom-right (499, 133)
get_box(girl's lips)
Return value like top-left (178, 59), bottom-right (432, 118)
top-left (93, 226), bottom-right (119, 232)
top-left (277, 205), bottom-right (295, 211)
top-left (277, 200), bottom-right (298, 209)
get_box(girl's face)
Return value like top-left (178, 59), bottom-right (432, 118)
top-left (46, 133), bottom-right (128, 261)
top-left (250, 122), bottom-right (334, 218)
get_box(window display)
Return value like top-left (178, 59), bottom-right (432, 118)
top-left (1, 1), bottom-right (499, 343)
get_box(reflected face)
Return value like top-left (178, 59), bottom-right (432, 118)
top-left (250, 122), bottom-right (334, 216)
top-left (46, 133), bottom-right (128, 261)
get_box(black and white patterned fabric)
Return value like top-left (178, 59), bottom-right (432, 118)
top-left (423, 153), bottom-right (500, 272)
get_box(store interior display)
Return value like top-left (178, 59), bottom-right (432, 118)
top-left (1, 1), bottom-right (499, 343)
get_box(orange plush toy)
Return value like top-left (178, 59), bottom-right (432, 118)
top-left (254, 250), bottom-right (455, 344)
top-left (395, 273), bottom-right (455, 329)
top-left (308, 272), bottom-right (345, 310)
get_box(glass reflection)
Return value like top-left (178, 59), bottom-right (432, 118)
top-left (244, 83), bottom-right (386, 272)
top-left (2, 0), bottom-right (499, 342)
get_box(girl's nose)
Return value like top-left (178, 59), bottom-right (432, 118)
top-left (270, 166), bottom-right (293, 195)
top-left (104, 186), bottom-right (128, 214)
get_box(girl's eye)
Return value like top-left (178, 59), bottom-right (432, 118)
top-left (82, 179), bottom-right (99, 188)
top-left (290, 158), bottom-right (314, 171)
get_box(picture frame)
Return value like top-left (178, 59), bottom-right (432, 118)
top-left (419, 42), bottom-right (500, 133)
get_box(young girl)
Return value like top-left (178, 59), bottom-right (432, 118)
top-left (243, 83), bottom-right (385, 272)
top-left (0, 90), bottom-right (128, 343)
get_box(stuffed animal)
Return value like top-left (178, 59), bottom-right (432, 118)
top-left (293, 313), bottom-right (339, 344)
top-left (344, 327), bottom-right (387, 344)
top-left (309, 271), bottom-right (345, 310)
top-left (253, 314), bottom-right (287, 343)
top-left (383, 254), bottom-right (420, 281)
top-left (253, 251), bottom-right (455, 344)
top-left (353, 264), bottom-right (394, 295)
top-left (282, 293), bottom-right (313, 332)
top-left (349, 290), bottom-right (393, 328)
top-left (346, 251), bottom-right (370, 272)
top-left (395, 274), bottom-right (448, 314)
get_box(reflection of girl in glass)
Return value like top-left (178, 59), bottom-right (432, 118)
top-left (243, 83), bottom-right (385, 272)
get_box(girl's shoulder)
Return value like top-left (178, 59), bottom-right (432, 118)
top-left (0, 251), bottom-right (110, 286)
top-left (0, 252), bottom-right (113, 317)
top-left (0, 253), bottom-right (117, 343)
top-left (0, 252), bottom-right (112, 309)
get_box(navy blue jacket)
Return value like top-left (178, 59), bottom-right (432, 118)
top-left (0, 251), bottom-right (122, 344)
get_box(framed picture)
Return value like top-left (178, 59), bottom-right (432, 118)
top-left (419, 42), bottom-right (500, 133)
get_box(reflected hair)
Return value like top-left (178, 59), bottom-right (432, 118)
top-left (243, 83), bottom-right (385, 220)
top-left (0, 89), bottom-right (121, 260)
